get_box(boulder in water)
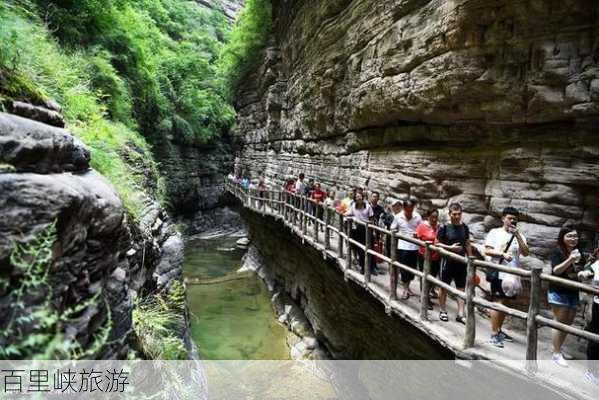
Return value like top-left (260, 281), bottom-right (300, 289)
top-left (236, 237), bottom-right (250, 247)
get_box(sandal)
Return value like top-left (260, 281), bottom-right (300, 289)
top-left (456, 315), bottom-right (466, 325)
top-left (439, 311), bottom-right (449, 322)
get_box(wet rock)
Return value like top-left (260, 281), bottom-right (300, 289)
top-left (0, 112), bottom-right (89, 173)
top-left (0, 114), bottom-right (188, 358)
top-left (9, 101), bottom-right (66, 128)
top-left (302, 336), bottom-right (318, 350)
top-left (236, 237), bottom-right (250, 247)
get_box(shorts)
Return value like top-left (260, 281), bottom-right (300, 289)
top-left (547, 290), bottom-right (579, 310)
top-left (440, 259), bottom-right (467, 289)
top-left (417, 255), bottom-right (440, 278)
top-left (490, 278), bottom-right (516, 300)
top-left (398, 250), bottom-right (418, 283)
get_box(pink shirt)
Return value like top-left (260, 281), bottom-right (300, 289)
top-left (415, 222), bottom-right (440, 261)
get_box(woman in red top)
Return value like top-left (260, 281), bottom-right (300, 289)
top-left (311, 183), bottom-right (326, 202)
top-left (284, 178), bottom-right (295, 193)
top-left (415, 209), bottom-right (441, 309)
top-left (311, 182), bottom-right (326, 221)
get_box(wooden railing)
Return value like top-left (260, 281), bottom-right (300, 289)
top-left (225, 180), bottom-right (599, 371)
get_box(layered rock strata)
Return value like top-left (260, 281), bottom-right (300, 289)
top-left (233, 0), bottom-right (599, 264)
top-left (154, 138), bottom-right (234, 215)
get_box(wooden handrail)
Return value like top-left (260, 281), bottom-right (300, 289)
top-left (223, 180), bottom-right (599, 355)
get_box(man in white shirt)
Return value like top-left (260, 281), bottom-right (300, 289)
top-left (391, 197), bottom-right (422, 300)
top-left (484, 206), bottom-right (529, 348)
top-left (294, 173), bottom-right (306, 195)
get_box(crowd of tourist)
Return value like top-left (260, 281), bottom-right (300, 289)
top-left (228, 172), bottom-right (599, 380)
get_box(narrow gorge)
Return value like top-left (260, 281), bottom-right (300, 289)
top-left (1, 3), bottom-right (599, 395)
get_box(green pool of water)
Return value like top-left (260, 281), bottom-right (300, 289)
top-left (185, 237), bottom-right (290, 360)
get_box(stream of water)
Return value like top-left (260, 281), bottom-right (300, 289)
top-left (184, 237), bottom-right (290, 360)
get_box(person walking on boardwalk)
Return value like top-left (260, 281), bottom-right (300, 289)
top-left (369, 192), bottom-right (385, 273)
top-left (345, 192), bottom-right (373, 274)
top-left (484, 207), bottom-right (529, 348)
top-left (436, 203), bottom-right (472, 324)
top-left (369, 192), bottom-right (385, 225)
top-left (391, 197), bottom-right (422, 300)
top-left (415, 209), bottom-right (441, 309)
top-left (295, 173), bottom-right (307, 196)
top-left (548, 226), bottom-right (586, 367)
top-left (311, 182), bottom-right (326, 222)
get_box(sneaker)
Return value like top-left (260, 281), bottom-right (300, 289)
top-left (498, 330), bottom-right (514, 343)
top-left (586, 371), bottom-right (599, 386)
top-left (561, 350), bottom-right (574, 360)
top-left (489, 334), bottom-right (504, 348)
top-left (552, 352), bottom-right (568, 368)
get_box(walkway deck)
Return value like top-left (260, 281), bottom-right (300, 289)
top-left (224, 183), bottom-right (599, 400)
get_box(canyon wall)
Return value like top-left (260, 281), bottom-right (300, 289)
top-left (154, 138), bottom-right (234, 215)
top-left (242, 208), bottom-right (453, 359)
top-left (233, 0), bottom-right (599, 265)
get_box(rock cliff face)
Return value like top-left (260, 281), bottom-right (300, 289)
top-left (197, 0), bottom-right (244, 21)
top-left (233, 0), bottom-right (599, 263)
top-left (0, 112), bottom-right (185, 358)
top-left (154, 138), bottom-right (234, 215)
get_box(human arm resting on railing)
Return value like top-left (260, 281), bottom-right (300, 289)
top-left (436, 242), bottom-right (462, 252)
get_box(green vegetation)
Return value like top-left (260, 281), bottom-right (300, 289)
top-left (218, 0), bottom-right (273, 99)
top-left (132, 281), bottom-right (188, 360)
top-left (0, 0), bottom-right (274, 213)
top-left (0, 0), bottom-right (239, 216)
top-left (0, 223), bottom-right (111, 359)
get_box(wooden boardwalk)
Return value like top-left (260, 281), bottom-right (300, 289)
top-left (224, 182), bottom-right (599, 400)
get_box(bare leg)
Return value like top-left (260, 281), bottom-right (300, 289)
top-left (491, 299), bottom-right (506, 335)
top-left (552, 305), bottom-right (573, 353)
top-left (439, 288), bottom-right (447, 312)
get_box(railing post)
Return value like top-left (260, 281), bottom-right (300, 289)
top-left (313, 202), bottom-right (318, 241)
top-left (264, 190), bottom-right (268, 213)
top-left (390, 235), bottom-right (398, 300)
top-left (526, 265), bottom-right (542, 373)
top-left (324, 207), bottom-right (331, 250)
top-left (337, 213), bottom-right (344, 259)
top-left (259, 190), bottom-right (264, 214)
top-left (419, 243), bottom-right (432, 320)
top-left (365, 223), bottom-right (372, 282)
top-left (292, 194), bottom-right (297, 225)
top-left (345, 219), bottom-right (352, 269)
top-left (277, 191), bottom-right (281, 214)
top-left (463, 256), bottom-right (476, 349)
top-left (301, 197), bottom-right (307, 237)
